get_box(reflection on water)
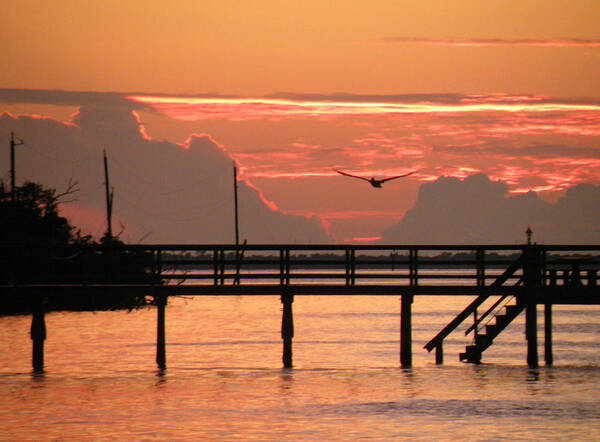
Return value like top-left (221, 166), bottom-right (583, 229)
top-left (1, 296), bottom-right (599, 440)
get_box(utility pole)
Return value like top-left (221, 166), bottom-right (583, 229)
top-left (103, 150), bottom-right (114, 239)
top-left (233, 161), bottom-right (239, 248)
top-left (10, 132), bottom-right (24, 202)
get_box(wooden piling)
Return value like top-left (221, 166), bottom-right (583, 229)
top-left (526, 301), bottom-right (538, 368)
top-left (400, 294), bottom-right (413, 368)
top-left (544, 303), bottom-right (553, 366)
top-left (435, 343), bottom-right (443, 365)
top-left (156, 293), bottom-right (167, 370)
top-left (30, 300), bottom-right (46, 372)
top-left (522, 246), bottom-right (541, 369)
top-left (281, 289), bottom-right (294, 368)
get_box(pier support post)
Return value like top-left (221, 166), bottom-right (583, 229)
top-left (526, 301), bottom-right (538, 368)
top-left (30, 299), bottom-right (46, 372)
top-left (400, 294), bottom-right (413, 368)
top-left (522, 245), bottom-right (541, 369)
top-left (544, 303), bottom-right (553, 366)
top-left (281, 289), bottom-right (294, 368)
top-left (156, 293), bottom-right (167, 370)
top-left (435, 344), bottom-right (443, 365)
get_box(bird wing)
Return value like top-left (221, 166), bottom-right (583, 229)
top-left (334, 169), bottom-right (371, 182)
top-left (379, 170), bottom-right (417, 183)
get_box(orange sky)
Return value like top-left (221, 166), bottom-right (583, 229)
top-left (2, 1), bottom-right (600, 96)
top-left (1, 1), bottom-right (599, 241)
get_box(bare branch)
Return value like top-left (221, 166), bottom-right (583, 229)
top-left (138, 231), bottom-right (152, 243)
top-left (115, 221), bottom-right (126, 239)
top-left (55, 178), bottom-right (80, 203)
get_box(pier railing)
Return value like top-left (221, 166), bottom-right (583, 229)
top-left (2, 244), bottom-right (599, 295)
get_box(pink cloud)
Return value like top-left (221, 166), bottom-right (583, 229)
top-left (131, 110), bottom-right (152, 141)
top-left (344, 236), bottom-right (382, 243)
top-left (300, 209), bottom-right (410, 220)
top-left (127, 95), bottom-right (600, 121)
top-left (121, 94), bottom-right (600, 239)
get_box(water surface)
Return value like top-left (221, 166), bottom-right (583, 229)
top-left (1, 296), bottom-right (599, 440)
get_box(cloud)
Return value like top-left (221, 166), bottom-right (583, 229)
top-left (123, 93), bottom-right (600, 195)
top-left (0, 88), bottom-right (139, 109)
top-left (0, 108), bottom-right (331, 243)
top-left (377, 37), bottom-right (600, 48)
top-left (2, 89), bottom-right (599, 241)
top-left (128, 94), bottom-right (600, 122)
top-left (381, 174), bottom-right (600, 244)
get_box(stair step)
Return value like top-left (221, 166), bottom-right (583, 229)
top-left (505, 304), bottom-right (522, 316)
top-left (495, 314), bottom-right (508, 324)
top-left (462, 301), bottom-right (524, 363)
top-left (460, 345), bottom-right (482, 363)
top-left (475, 334), bottom-right (495, 351)
top-left (486, 324), bottom-right (498, 336)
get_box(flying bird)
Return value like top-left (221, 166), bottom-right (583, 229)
top-left (334, 169), bottom-right (416, 188)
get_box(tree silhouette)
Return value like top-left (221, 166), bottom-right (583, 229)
top-left (0, 180), bottom-right (152, 314)
top-left (0, 180), bottom-right (88, 246)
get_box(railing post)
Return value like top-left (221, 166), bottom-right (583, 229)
top-left (285, 248), bottom-right (290, 285)
top-left (541, 249), bottom-right (547, 288)
top-left (213, 248), bottom-right (218, 286)
top-left (30, 296), bottom-right (46, 372)
top-left (281, 288), bottom-right (294, 368)
top-left (344, 248), bottom-right (355, 286)
top-left (156, 249), bottom-right (162, 280)
top-left (409, 249), bottom-right (418, 286)
top-left (279, 248), bottom-right (285, 285)
top-left (220, 249), bottom-right (225, 285)
top-left (477, 248), bottom-right (485, 288)
top-left (345, 249), bottom-right (350, 286)
top-left (150, 249), bottom-right (156, 279)
top-left (400, 294), bottom-right (413, 368)
top-left (350, 248), bottom-right (355, 285)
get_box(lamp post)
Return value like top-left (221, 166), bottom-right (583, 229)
top-left (526, 226), bottom-right (532, 245)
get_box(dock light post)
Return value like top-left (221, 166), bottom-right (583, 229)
top-left (526, 227), bottom-right (532, 245)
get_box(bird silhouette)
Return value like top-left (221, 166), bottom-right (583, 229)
top-left (334, 169), bottom-right (416, 188)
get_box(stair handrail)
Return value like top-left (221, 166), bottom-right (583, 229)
top-left (465, 294), bottom-right (509, 337)
top-left (424, 257), bottom-right (522, 352)
top-left (465, 277), bottom-right (523, 337)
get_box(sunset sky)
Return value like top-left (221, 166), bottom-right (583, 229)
top-left (1, 1), bottom-right (599, 242)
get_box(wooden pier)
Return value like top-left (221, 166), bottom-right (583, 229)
top-left (1, 244), bottom-right (599, 371)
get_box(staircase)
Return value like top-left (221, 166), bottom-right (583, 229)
top-left (424, 258), bottom-right (522, 360)
top-left (459, 301), bottom-right (525, 363)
